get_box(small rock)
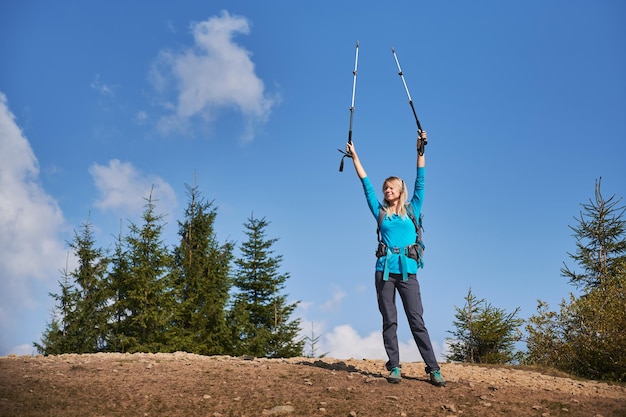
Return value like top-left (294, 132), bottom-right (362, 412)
top-left (262, 405), bottom-right (295, 415)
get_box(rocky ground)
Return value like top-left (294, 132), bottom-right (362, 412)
top-left (0, 352), bottom-right (624, 417)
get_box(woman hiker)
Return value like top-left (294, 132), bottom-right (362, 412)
top-left (345, 130), bottom-right (446, 387)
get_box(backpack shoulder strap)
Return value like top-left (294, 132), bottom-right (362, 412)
top-left (405, 204), bottom-right (417, 228)
top-left (405, 204), bottom-right (424, 244)
top-left (376, 208), bottom-right (385, 242)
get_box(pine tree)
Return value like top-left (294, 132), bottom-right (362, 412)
top-left (446, 288), bottom-right (523, 364)
top-left (35, 220), bottom-right (109, 354)
top-left (524, 299), bottom-right (569, 368)
top-left (171, 183), bottom-right (234, 354)
top-left (525, 179), bottom-right (626, 381)
top-left (34, 259), bottom-right (75, 354)
top-left (66, 219), bottom-right (110, 352)
top-left (562, 277), bottom-right (626, 380)
top-left (122, 189), bottom-right (174, 352)
top-left (229, 214), bottom-right (304, 358)
top-left (107, 221), bottom-right (132, 352)
top-left (561, 178), bottom-right (626, 290)
top-left (303, 323), bottom-right (327, 358)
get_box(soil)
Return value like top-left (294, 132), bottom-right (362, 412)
top-left (0, 352), bottom-right (624, 417)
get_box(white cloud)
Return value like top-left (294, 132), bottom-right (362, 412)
top-left (323, 324), bottom-right (387, 360)
top-left (150, 10), bottom-right (277, 141)
top-left (319, 286), bottom-right (346, 311)
top-left (297, 301), bottom-right (314, 313)
top-left (90, 74), bottom-right (114, 96)
top-left (320, 324), bottom-right (446, 363)
top-left (135, 111), bottom-right (148, 125)
top-left (299, 285), bottom-right (445, 361)
top-left (89, 159), bottom-right (177, 217)
top-left (166, 20), bottom-right (176, 34)
top-left (0, 92), bottom-right (68, 353)
top-left (10, 343), bottom-right (38, 356)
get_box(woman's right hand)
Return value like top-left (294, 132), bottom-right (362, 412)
top-left (417, 130), bottom-right (427, 148)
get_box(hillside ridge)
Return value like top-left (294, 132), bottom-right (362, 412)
top-left (1, 352), bottom-right (624, 416)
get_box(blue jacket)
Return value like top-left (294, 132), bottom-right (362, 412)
top-left (361, 166), bottom-right (424, 277)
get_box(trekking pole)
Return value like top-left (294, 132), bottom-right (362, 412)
top-left (338, 41), bottom-right (359, 172)
top-left (392, 48), bottom-right (427, 155)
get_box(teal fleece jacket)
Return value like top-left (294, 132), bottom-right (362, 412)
top-left (361, 166), bottom-right (424, 275)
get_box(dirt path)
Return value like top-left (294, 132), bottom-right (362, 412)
top-left (1, 352), bottom-right (624, 417)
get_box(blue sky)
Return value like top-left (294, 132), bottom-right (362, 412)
top-left (1, 1), bottom-right (624, 361)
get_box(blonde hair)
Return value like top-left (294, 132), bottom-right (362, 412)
top-left (382, 176), bottom-right (409, 218)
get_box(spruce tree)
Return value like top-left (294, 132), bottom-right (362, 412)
top-left (229, 214), bottom-right (304, 358)
top-left (122, 189), bottom-right (174, 352)
top-left (446, 288), bottom-right (523, 364)
top-left (525, 179), bottom-right (626, 381)
top-left (171, 183), bottom-right (234, 354)
top-left (561, 178), bottom-right (626, 290)
top-left (524, 299), bottom-right (569, 368)
top-left (34, 263), bottom-right (75, 354)
top-left (562, 277), bottom-right (626, 380)
top-left (66, 219), bottom-right (110, 352)
top-left (35, 220), bottom-right (109, 354)
top-left (107, 222), bottom-right (132, 352)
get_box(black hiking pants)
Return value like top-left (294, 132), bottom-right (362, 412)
top-left (375, 271), bottom-right (439, 373)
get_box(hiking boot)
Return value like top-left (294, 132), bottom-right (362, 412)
top-left (387, 367), bottom-right (402, 383)
top-left (429, 370), bottom-right (446, 387)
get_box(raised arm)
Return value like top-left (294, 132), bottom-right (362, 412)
top-left (417, 130), bottom-right (426, 168)
top-left (346, 142), bottom-right (367, 179)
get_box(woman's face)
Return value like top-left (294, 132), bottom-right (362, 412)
top-left (383, 181), bottom-right (401, 203)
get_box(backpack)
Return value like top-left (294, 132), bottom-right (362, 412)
top-left (375, 205), bottom-right (425, 265)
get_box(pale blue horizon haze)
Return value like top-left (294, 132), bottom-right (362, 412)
top-left (1, 1), bottom-right (625, 361)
